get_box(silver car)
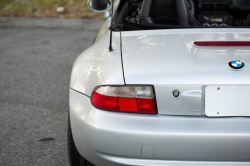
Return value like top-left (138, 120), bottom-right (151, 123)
top-left (68, 0), bottom-right (250, 165)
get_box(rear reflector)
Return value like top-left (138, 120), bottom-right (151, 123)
top-left (91, 86), bottom-right (157, 114)
top-left (194, 41), bottom-right (250, 46)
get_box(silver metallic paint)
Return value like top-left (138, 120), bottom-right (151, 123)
top-left (98, 153), bottom-right (250, 166)
top-left (70, 89), bottom-right (250, 166)
top-left (120, 28), bottom-right (250, 116)
top-left (69, 5), bottom-right (250, 164)
top-left (121, 29), bottom-right (250, 85)
top-left (70, 23), bottom-right (124, 96)
top-left (155, 85), bottom-right (202, 116)
top-left (70, 0), bottom-right (122, 96)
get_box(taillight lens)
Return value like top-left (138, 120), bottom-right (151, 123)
top-left (91, 86), bottom-right (157, 114)
top-left (194, 41), bottom-right (250, 46)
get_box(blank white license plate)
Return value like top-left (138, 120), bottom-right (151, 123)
top-left (205, 86), bottom-right (250, 117)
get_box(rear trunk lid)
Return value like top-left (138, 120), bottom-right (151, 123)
top-left (121, 28), bottom-right (250, 85)
top-left (121, 28), bottom-right (250, 116)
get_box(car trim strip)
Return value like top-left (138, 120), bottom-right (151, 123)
top-left (120, 31), bottom-right (126, 85)
top-left (70, 88), bottom-right (90, 98)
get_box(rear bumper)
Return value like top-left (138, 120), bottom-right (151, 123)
top-left (69, 89), bottom-right (250, 166)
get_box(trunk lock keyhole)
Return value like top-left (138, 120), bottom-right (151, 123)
top-left (172, 90), bottom-right (180, 98)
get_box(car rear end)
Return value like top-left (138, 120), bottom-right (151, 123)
top-left (69, 28), bottom-right (250, 166)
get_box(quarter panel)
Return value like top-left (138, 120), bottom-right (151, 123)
top-left (70, 0), bottom-right (123, 96)
top-left (70, 30), bottom-right (124, 96)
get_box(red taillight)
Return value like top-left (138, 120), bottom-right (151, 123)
top-left (194, 41), bottom-right (250, 46)
top-left (91, 91), bottom-right (119, 111)
top-left (118, 97), bottom-right (138, 112)
top-left (137, 98), bottom-right (156, 114)
top-left (91, 86), bottom-right (157, 114)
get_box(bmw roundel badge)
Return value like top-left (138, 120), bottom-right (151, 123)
top-left (228, 60), bottom-right (246, 71)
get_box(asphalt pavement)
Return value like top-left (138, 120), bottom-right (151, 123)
top-left (0, 17), bottom-right (104, 166)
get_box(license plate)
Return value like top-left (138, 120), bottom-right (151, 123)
top-left (205, 86), bottom-right (250, 117)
